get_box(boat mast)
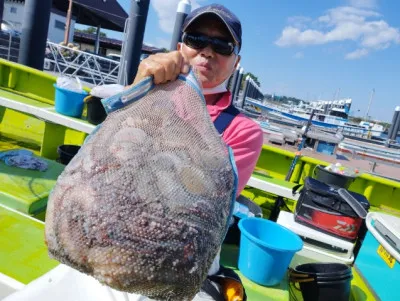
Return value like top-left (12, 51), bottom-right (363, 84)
top-left (365, 88), bottom-right (375, 121)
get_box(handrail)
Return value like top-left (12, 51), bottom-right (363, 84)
top-left (44, 41), bottom-right (120, 86)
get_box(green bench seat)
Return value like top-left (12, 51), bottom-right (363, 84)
top-left (0, 155), bottom-right (64, 216)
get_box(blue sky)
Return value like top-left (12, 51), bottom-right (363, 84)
top-left (97, 0), bottom-right (400, 122)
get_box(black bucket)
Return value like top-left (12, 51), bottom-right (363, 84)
top-left (57, 145), bottom-right (81, 165)
top-left (314, 165), bottom-right (356, 189)
top-left (223, 196), bottom-right (262, 245)
top-left (289, 263), bottom-right (353, 301)
top-left (86, 96), bottom-right (107, 125)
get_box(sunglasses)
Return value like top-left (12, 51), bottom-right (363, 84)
top-left (182, 32), bottom-right (239, 56)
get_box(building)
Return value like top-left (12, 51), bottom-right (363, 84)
top-left (1, 1), bottom-right (162, 64)
top-left (73, 32), bottom-right (164, 57)
top-left (3, 0), bottom-right (129, 44)
top-left (3, 0), bottom-right (76, 43)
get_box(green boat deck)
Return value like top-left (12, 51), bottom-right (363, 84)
top-left (0, 205), bottom-right (58, 285)
top-left (0, 203), bottom-right (376, 300)
top-left (0, 57), bottom-right (391, 300)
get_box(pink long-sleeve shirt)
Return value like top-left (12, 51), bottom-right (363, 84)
top-left (206, 91), bottom-right (263, 196)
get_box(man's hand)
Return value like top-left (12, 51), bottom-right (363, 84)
top-left (132, 51), bottom-right (190, 86)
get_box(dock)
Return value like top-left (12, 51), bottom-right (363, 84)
top-left (262, 133), bottom-right (400, 182)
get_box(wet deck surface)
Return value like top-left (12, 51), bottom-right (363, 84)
top-left (262, 133), bottom-right (400, 182)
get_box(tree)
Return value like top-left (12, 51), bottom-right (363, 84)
top-left (76, 27), bottom-right (107, 38)
top-left (241, 72), bottom-right (260, 89)
top-left (263, 93), bottom-right (306, 106)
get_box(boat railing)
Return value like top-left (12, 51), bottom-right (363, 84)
top-left (44, 42), bottom-right (120, 86)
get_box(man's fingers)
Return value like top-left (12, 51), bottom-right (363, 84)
top-left (181, 63), bottom-right (190, 74)
top-left (147, 59), bottom-right (166, 84)
top-left (132, 51), bottom-right (187, 86)
top-left (153, 54), bottom-right (177, 82)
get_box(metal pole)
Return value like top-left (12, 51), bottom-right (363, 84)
top-left (170, 0), bottom-right (191, 51)
top-left (249, 79), bottom-right (255, 99)
top-left (18, 0), bottom-right (52, 70)
top-left (95, 25), bottom-right (101, 54)
top-left (365, 88), bottom-right (375, 120)
top-left (240, 75), bottom-right (250, 108)
top-left (64, 0), bottom-right (73, 44)
top-left (387, 106), bottom-right (400, 141)
top-left (233, 67), bottom-right (244, 104)
top-left (118, 0), bottom-right (150, 85)
top-left (391, 106), bottom-right (400, 141)
top-left (229, 64), bottom-right (240, 99)
top-left (0, 0), bottom-right (4, 26)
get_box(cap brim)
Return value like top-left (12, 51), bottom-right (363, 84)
top-left (183, 11), bottom-right (240, 46)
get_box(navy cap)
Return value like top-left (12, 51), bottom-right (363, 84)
top-left (182, 4), bottom-right (242, 51)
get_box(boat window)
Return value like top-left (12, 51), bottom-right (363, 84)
top-left (318, 115), bottom-right (325, 122)
top-left (329, 110), bottom-right (348, 119)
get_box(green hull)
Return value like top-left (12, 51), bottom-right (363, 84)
top-left (0, 59), bottom-right (387, 300)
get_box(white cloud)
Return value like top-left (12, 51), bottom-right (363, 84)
top-left (275, 4), bottom-right (400, 59)
top-left (345, 48), bottom-right (369, 59)
top-left (144, 41), bottom-right (155, 47)
top-left (287, 16), bottom-right (312, 30)
top-left (151, 0), bottom-right (206, 34)
top-left (155, 38), bottom-right (171, 49)
top-left (318, 6), bottom-right (380, 26)
top-left (293, 52), bottom-right (304, 59)
top-left (276, 27), bottom-right (326, 46)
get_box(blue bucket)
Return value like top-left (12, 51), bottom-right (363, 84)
top-left (238, 217), bottom-right (303, 286)
top-left (54, 84), bottom-right (88, 118)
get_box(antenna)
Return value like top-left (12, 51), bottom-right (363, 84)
top-left (365, 88), bottom-right (375, 120)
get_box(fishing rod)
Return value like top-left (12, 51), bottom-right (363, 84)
top-left (285, 109), bottom-right (316, 181)
top-left (269, 109), bottom-right (316, 222)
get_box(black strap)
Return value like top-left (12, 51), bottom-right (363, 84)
top-left (292, 183), bottom-right (303, 195)
top-left (200, 278), bottom-right (226, 301)
top-left (213, 105), bottom-right (241, 135)
top-left (202, 266), bottom-right (247, 301)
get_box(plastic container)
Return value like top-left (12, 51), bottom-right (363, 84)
top-left (316, 141), bottom-right (336, 155)
top-left (289, 263), bottom-right (353, 301)
top-left (57, 145), bottom-right (81, 165)
top-left (238, 217), bottom-right (303, 286)
top-left (314, 165), bottom-right (356, 189)
top-left (85, 95), bottom-right (107, 125)
top-left (54, 84), bottom-right (88, 118)
top-left (355, 212), bottom-right (400, 301)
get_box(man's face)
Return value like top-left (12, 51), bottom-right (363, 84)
top-left (178, 16), bottom-right (240, 89)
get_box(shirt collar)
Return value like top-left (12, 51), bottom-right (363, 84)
top-left (206, 91), bottom-right (232, 115)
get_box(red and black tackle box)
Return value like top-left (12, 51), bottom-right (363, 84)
top-left (294, 177), bottom-right (369, 241)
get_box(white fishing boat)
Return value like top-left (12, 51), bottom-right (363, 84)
top-left (246, 98), bottom-right (386, 138)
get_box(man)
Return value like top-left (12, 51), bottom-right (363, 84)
top-left (132, 4), bottom-right (263, 200)
top-left (130, 4), bottom-right (263, 300)
top-left (4, 4), bottom-right (263, 301)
